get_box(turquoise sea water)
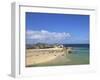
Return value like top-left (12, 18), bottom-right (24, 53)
top-left (65, 47), bottom-right (89, 65)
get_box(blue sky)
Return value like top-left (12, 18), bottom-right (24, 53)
top-left (26, 12), bottom-right (89, 44)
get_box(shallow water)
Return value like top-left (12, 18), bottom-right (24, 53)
top-left (66, 47), bottom-right (89, 65)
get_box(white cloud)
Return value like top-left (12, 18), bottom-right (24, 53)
top-left (26, 30), bottom-right (71, 44)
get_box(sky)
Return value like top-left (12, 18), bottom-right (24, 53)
top-left (26, 12), bottom-right (89, 44)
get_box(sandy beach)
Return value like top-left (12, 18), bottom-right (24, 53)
top-left (26, 48), bottom-right (68, 66)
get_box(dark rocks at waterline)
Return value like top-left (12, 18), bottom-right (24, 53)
top-left (68, 51), bottom-right (72, 54)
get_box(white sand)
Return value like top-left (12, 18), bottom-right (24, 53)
top-left (26, 48), bottom-right (68, 66)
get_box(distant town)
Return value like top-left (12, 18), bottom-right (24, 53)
top-left (26, 43), bottom-right (65, 49)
